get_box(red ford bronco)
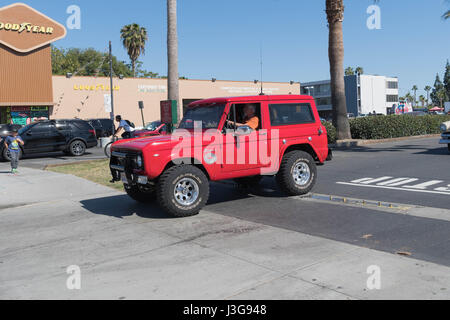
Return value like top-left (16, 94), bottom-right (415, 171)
top-left (110, 95), bottom-right (332, 217)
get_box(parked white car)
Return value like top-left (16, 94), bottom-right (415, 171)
top-left (440, 120), bottom-right (450, 153)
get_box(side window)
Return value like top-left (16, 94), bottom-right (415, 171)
top-left (269, 103), bottom-right (315, 126)
top-left (31, 122), bottom-right (51, 133)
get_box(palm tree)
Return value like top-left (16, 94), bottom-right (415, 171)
top-left (424, 85), bottom-right (431, 107)
top-left (437, 89), bottom-right (447, 108)
top-left (326, 0), bottom-right (351, 140)
top-left (345, 67), bottom-right (354, 76)
top-left (120, 24), bottom-right (148, 77)
top-left (167, 0), bottom-right (180, 121)
top-left (355, 66), bottom-right (364, 75)
top-left (412, 85), bottom-right (418, 107)
top-left (419, 95), bottom-right (425, 107)
top-left (405, 92), bottom-right (413, 105)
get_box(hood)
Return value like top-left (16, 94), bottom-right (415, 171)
top-left (112, 134), bottom-right (176, 152)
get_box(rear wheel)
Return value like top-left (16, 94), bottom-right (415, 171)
top-left (276, 151), bottom-right (317, 196)
top-left (157, 165), bottom-right (209, 217)
top-left (69, 140), bottom-right (86, 156)
top-left (124, 184), bottom-right (156, 202)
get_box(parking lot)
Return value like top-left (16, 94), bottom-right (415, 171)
top-left (1, 137), bottom-right (450, 299)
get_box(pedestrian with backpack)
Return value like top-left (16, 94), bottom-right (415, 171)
top-left (114, 115), bottom-right (135, 139)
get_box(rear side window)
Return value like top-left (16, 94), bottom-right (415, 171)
top-left (269, 103), bottom-right (315, 126)
top-left (70, 120), bottom-right (92, 131)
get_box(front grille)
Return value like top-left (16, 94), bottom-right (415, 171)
top-left (110, 150), bottom-right (144, 182)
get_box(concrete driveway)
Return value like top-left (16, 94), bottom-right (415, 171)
top-left (1, 162), bottom-right (450, 300)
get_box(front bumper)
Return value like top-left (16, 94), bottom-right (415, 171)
top-left (110, 151), bottom-right (148, 185)
top-left (440, 133), bottom-right (450, 145)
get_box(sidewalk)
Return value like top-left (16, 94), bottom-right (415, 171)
top-left (1, 165), bottom-right (450, 299)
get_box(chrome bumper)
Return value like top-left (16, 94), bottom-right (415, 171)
top-left (440, 133), bottom-right (450, 145)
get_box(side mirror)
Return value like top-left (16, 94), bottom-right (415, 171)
top-left (234, 125), bottom-right (253, 136)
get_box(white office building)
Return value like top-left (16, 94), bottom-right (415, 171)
top-left (301, 74), bottom-right (399, 118)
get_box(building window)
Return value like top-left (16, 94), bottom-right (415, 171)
top-left (386, 95), bottom-right (399, 102)
top-left (387, 81), bottom-right (398, 89)
top-left (269, 103), bottom-right (315, 126)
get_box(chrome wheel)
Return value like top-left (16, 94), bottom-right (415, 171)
top-left (292, 161), bottom-right (311, 186)
top-left (174, 178), bottom-right (199, 206)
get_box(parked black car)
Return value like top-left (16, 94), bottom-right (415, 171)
top-left (87, 118), bottom-right (115, 138)
top-left (1, 119), bottom-right (97, 161)
top-left (0, 124), bottom-right (23, 138)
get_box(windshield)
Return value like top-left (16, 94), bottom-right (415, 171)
top-left (178, 104), bottom-right (226, 130)
top-left (145, 121), bottom-right (162, 131)
top-left (18, 123), bottom-right (37, 135)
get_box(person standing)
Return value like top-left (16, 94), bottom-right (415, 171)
top-left (4, 129), bottom-right (24, 174)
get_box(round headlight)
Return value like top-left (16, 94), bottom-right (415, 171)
top-left (136, 155), bottom-right (143, 168)
top-left (441, 124), bottom-right (448, 132)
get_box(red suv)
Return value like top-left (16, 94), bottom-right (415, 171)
top-left (110, 95), bottom-right (331, 217)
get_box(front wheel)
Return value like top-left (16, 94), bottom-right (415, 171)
top-left (276, 151), bottom-right (317, 196)
top-left (104, 141), bottom-right (113, 158)
top-left (157, 165), bottom-right (210, 217)
top-left (124, 184), bottom-right (156, 202)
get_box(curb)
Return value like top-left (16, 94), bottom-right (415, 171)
top-left (329, 134), bottom-right (441, 149)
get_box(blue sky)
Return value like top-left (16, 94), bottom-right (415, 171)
top-left (2, 0), bottom-right (449, 97)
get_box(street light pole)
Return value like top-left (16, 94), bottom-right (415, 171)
top-left (109, 41), bottom-right (115, 120)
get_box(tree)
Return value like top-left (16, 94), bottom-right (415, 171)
top-left (355, 66), bottom-right (364, 75)
top-left (345, 67), bottom-right (354, 76)
top-left (120, 23), bottom-right (148, 77)
top-left (437, 88), bottom-right (447, 108)
top-left (444, 60), bottom-right (450, 99)
top-left (167, 0), bottom-right (180, 121)
top-left (424, 85), bottom-right (432, 107)
top-left (51, 46), bottom-right (134, 78)
top-left (326, 0), bottom-right (351, 140)
top-left (405, 92), bottom-right (413, 104)
top-left (411, 85), bottom-right (418, 107)
top-left (419, 95), bottom-right (425, 107)
top-left (431, 74), bottom-right (446, 106)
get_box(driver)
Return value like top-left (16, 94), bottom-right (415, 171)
top-left (227, 104), bottom-right (259, 130)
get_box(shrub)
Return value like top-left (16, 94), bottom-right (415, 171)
top-left (322, 121), bottom-right (337, 144)
top-left (323, 115), bottom-right (450, 142)
top-left (349, 115), bottom-right (450, 140)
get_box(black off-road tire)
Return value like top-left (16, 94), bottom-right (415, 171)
top-left (68, 140), bottom-right (86, 157)
top-left (157, 165), bottom-right (209, 217)
top-left (276, 150), bottom-right (317, 196)
top-left (2, 148), bottom-right (22, 162)
top-left (124, 184), bottom-right (156, 203)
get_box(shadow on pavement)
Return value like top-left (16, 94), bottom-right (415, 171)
top-left (335, 144), bottom-right (447, 154)
top-left (80, 179), bottom-right (286, 220)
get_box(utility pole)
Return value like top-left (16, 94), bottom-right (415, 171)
top-left (109, 41), bottom-right (115, 120)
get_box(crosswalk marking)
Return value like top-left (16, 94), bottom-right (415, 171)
top-left (404, 180), bottom-right (444, 190)
top-left (339, 176), bottom-right (450, 196)
top-left (377, 178), bottom-right (418, 187)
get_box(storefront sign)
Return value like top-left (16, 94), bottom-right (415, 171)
top-left (74, 84), bottom-right (120, 91)
top-left (138, 84), bottom-right (167, 93)
top-left (0, 3), bottom-right (66, 53)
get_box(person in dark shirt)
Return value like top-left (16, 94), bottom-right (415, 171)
top-left (3, 129), bottom-right (24, 174)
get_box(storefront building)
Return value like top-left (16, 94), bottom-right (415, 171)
top-left (0, 3), bottom-right (66, 125)
top-left (52, 76), bottom-right (299, 126)
top-left (1, 3), bottom-right (299, 126)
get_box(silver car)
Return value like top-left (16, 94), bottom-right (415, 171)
top-left (440, 120), bottom-right (450, 153)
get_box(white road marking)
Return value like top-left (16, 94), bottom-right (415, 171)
top-left (338, 176), bottom-right (450, 196)
top-left (337, 182), bottom-right (450, 196)
top-left (404, 180), bottom-right (444, 190)
top-left (351, 177), bottom-right (393, 184)
top-left (377, 178), bottom-right (418, 187)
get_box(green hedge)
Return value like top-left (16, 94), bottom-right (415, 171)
top-left (324, 115), bottom-right (450, 143)
top-left (322, 121), bottom-right (337, 144)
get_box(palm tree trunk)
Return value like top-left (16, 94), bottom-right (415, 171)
top-left (326, 0), bottom-right (351, 140)
top-left (132, 60), bottom-right (136, 78)
top-left (167, 0), bottom-right (180, 122)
